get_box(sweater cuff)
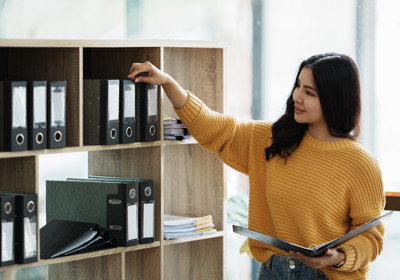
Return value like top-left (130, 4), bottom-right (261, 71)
top-left (334, 246), bottom-right (357, 271)
top-left (174, 91), bottom-right (203, 125)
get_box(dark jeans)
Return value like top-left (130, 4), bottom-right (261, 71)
top-left (258, 255), bottom-right (329, 280)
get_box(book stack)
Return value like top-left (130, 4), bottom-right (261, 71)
top-left (163, 117), bottom-right (192, 140)
top-left (163, 214), bottom-right (217, 240)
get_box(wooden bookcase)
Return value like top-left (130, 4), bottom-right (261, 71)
top-left (0, 39), bottom-right (226, 280)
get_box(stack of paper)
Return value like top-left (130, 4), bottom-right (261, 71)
top-left (163, 214), bottom-right (217, 240)
top-left (163, 117), bottom-right (193, 140)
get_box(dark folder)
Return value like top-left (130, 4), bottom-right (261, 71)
top-left (47, 81), bottom-right (66, 149)
top-left (0, 192), bottom-right (38, 264)
top-left (0, 81), bottom-right (28, 151)
top-left (89, 176), bottom-right (155, 244)
top-left (46, 179), bottom-right (139, 247)
top-left (14, 193), bottom-right (38, 264)
top-left (0, 194), bottom-right (15, 266)
top-left (136, 83), bottom-right (159, 142)
top-left (84, 79), bottom-right (120, 145)
top-left (120, 79), bottom-right (136, 144)
top-left (40, 219), bottom-right (116, 259)
top-left (28, 81), bottom-right (47, 150)
top-left (233, 211), bottom-right (393, 257)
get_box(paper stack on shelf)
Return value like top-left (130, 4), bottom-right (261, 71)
top-left (163, 214), bottom-right (217, 240)
top-left (163, 117), bottom-right (193, 141)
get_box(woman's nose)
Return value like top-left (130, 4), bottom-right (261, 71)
top-left (293, 88), bottom-right (302, 103)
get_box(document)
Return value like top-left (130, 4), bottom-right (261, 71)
top-left (233, 211), bottom-right (393, 257)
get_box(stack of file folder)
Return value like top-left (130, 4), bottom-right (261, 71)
top-left (163, 214), bottom-right (217, 240)
top-left (46, 176), bottom-right (155, 249)
top-left (83, 79), bottom-right (159, 145)
top-left (163, 117), bottom-right (192, 141)
top-left (0, 80), bottom-right (67, 151)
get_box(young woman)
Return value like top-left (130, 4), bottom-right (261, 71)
top-left (129, 53), bottom-right (385, 279)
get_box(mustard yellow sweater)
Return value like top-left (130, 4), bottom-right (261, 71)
top-left (175, 92), bottom-right (386, 279)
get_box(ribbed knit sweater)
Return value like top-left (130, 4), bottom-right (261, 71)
top-left (175, 92), bottom-right (386, 279)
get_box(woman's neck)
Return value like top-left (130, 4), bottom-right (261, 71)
top-left (307, 124), bottom-right (342, 142)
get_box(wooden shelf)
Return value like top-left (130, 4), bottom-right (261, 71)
top-left (0, 242), bottom-right (161, 272)
top-left (0, 39), bottom-right (226, 280)
top-left (162, 231), bottom-right (224, 246)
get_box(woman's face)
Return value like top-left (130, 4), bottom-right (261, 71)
top-left (292, 67), bottom-right (326, 130)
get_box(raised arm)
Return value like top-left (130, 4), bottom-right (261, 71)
top-left (128, 61), bottom-right (188, 109)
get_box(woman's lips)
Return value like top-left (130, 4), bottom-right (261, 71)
top-left (295, 107), bottom-right (305, 114)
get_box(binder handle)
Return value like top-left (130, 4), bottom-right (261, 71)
top-left (36, 132), bottom-right (44, 145)
top-left (126, 127), bottom-right (133, 138)
top-left (110, 128), bottom-right (117, 139)
top-left (27, 200), bottom-right (35, 213)
top-left (4, 202), bottom-right (12, 214)
top-left (54, 131), bottom-right (63, 142)
top-left (149, 126), bottom-right (156, 136)
top-left (16, 133), bottom-right (25, 145)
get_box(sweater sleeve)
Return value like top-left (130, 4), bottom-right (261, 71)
top-left (174, 91), bottom-right (253, 174)
top-left (334, 150), bottom-right (386, 273)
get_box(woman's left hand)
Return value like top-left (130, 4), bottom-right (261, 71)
top-left (289, 248), bottom-right (345, 269)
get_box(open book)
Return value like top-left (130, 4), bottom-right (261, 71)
top-left (233, 211), bottom-right (393, 257)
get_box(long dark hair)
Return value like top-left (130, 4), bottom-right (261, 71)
top-left (265, 53), bottom-right (361, 161)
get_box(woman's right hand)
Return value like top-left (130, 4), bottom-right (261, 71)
top-left (129, 61), bottom-right (188, 109)
top-left (128, 61), bottom-right (171, 86)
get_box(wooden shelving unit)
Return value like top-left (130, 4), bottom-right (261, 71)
top-left (0, 39), bottom-right (226, 280)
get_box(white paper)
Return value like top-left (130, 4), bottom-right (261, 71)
top-left (1, 221), bottom-right (14, 262)
top-left (124, 84), bottom-right (135, 118)
top-left (51, 86), bottom-right (66, 126)
top-left (143, 203), bottom-right (154, 238)
top-left (24, 217), bottom-right (37, 258)
top-left (147, 87), bottom-right (157, 117)
top-left (33, 86), bottom-right (46, 125)
top-left (12, 86), bottom-right (27, 128)
top-left (108, 83), bottom-right (119, 121)
top-left (127, 204), bottom-right (138, 240)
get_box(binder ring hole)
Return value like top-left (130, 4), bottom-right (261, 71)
top-left (27, 201), bottom-right (35, 213)
top-left (36, 132), bottom-right (44, 144)
top-left (54, 131), bottom-right (62, 142)
top-left (129, 188), bottom-right (136, 199)
top-left (110, 128), bottom-right (117, 139)
top-left (149, 125), bottom-right (156, 136)
top-left (144, 186), bottom-right (152, 197)
top-left (4, 202), bottom-right (12, 214)
top-left (16, 133), bottom-right (24, 145)
top-left (126, 127), bottom-right (133, 137)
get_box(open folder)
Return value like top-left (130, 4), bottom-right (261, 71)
top-left (233, 211), bottom-right (393, 257)
top-left (40, 220), bottom-right (117, 259)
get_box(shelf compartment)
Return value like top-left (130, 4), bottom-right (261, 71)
top-left (88, 147), bottom-right (162, 242)
top-left (1, 47), bottom-right (80, 148)
top-left (164, 238), bottom-right (223, 280)
top-left (164, 145), bottom-right (224, 232)
top-left (83, 47), bottom-right (163, 142)
top-left (125, 246), bottom-right (161, 280)
top-left (163, 47), bottom-right (224, 119)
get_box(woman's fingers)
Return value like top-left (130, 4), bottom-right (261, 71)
top-left (128, 62), bottom-right (151, 80)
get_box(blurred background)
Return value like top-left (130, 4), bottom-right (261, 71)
top-left (0, 0), bottom-right (399, 279)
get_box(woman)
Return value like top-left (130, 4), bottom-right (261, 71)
top-left (129, 53), bottom-right (385, 279)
